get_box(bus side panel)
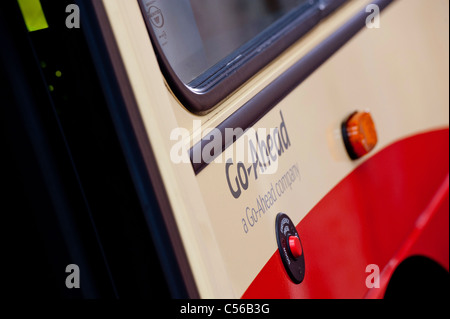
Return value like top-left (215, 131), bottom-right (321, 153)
top-left (243, 129), bottom-right (449, 298)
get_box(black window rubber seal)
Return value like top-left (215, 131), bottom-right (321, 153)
top-left (189, 0), bottom-right (395, 175)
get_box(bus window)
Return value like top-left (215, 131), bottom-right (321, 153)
top-left (139, 0), bottom-right (347, 112)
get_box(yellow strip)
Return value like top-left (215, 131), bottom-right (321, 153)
top-left (17, 0), bottom-right (49, 32)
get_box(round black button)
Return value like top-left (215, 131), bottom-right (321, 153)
top-left (275, 213), bottom-right (305, 284)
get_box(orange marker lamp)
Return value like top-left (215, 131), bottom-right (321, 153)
top-left (342, 111), bottom-right (378, 160)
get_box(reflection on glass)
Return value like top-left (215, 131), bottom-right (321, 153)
top-left (141, 0), bottom-right (310, 84)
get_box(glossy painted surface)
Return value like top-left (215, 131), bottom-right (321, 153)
top-left (97, 0), bottom-right (449, 298)
top-left (243, 129), bottom-right (449, 298)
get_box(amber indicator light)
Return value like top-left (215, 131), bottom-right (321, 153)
top-left (342, 111), bottom-right (378, 160)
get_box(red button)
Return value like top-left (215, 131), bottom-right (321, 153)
top-left (288, 236), bottom-right (302, 259)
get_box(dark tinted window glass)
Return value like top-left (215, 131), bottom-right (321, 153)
top-left (141, 0), bottom-right (310, 84)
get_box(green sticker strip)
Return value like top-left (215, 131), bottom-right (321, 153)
top-left (17, 0), bottom-right (49, 32)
